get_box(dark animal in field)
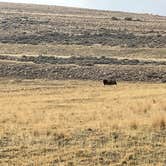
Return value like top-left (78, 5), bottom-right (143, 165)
top-left (103, 79), bottom-right (117, 85)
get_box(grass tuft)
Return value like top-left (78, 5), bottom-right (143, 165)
top-left (152, 115), bottom-right (166, 130)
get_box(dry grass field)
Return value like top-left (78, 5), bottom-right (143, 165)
top-left (0, 79), bottom-right (166, 165)
top-left (0, 2), bottom-right (166, 166)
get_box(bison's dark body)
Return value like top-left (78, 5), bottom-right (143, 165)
top-left (103, 79), bottom-right (117, 85)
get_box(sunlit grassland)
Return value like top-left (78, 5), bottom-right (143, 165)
top-left (0, 79), bottom-right (166, 165)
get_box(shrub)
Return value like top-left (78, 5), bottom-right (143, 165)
top-left (130, 121), bottom-right (138, 130)
top-left (152, 116), bottom-right (166, 130)
top-left (124, 17), bottom-right (133, 21)
top-left (111, 17), bottom-right (119, 21)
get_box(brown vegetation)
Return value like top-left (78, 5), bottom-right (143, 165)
top-left (0, 79), bottom-right (166, 165)
top-left (0, 3), bottom-right (166, 165)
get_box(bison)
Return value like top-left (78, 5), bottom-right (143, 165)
top-left (103, 79), bottom-right (117, 86)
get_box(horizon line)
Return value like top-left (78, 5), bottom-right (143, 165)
top-left (0, 1), bottom-right (166, 17)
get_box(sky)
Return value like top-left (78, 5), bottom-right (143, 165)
top-left (0, 0), bottom-right (166, 16)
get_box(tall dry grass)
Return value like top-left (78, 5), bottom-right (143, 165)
top-left (0, 79), bottom-right (165, 165)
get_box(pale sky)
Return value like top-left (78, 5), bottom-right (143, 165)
top-left (0, 0), bottom-right (166, 16)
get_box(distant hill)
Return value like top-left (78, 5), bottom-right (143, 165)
top-left (0, 2), bottom-right (166, 48)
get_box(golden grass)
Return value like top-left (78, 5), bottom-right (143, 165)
top-left (0, 79), bottom-right (166, 165)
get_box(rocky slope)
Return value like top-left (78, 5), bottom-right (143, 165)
top-left (0, 56), bottom-right (166, 82)
top-left (0, 2), bottom-right (166, 48)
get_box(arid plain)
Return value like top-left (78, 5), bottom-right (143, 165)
top-left (0, 80), bottom-right (166, 165)
top-left (0, 2), bottom-right (166, 166)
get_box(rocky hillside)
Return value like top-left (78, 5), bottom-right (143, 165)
top-left (0, 55), bottom-right (166, 82)
top-left (0, 2), bottom-right (166, 48)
